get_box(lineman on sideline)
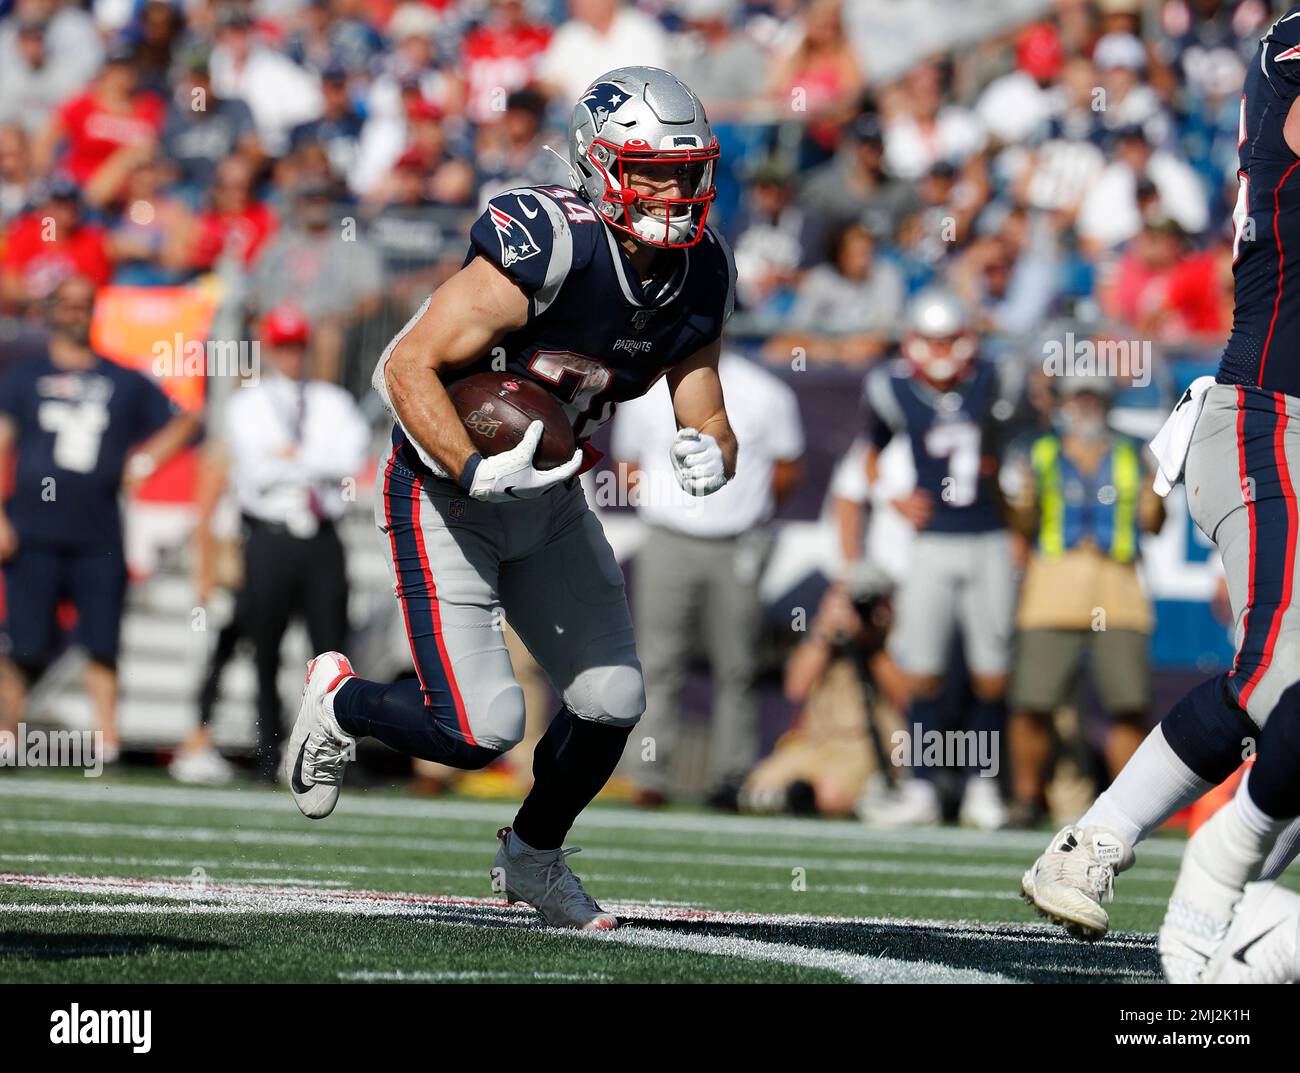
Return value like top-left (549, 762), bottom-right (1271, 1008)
top-left (217, 305), bottom-right (369, 780)
top-left (612, 349), bottom-right (804, 807)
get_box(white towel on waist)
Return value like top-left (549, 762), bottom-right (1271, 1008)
top-left (1149, 375), bottom-right (1217, 497)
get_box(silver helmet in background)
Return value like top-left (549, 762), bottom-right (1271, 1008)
top-left (567, 66), bottom-right (719, 249)
top-left (901, 287), bottom-right (978, 386)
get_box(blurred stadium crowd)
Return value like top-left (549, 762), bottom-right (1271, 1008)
top-left (0, 0), bottom-right (1268, 828)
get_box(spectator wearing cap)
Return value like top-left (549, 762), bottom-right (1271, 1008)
top-left (613, 350), bottom-right (804, 808)
top-left (367, 148), bottom-right (452, 310)
top-left (771, 218), bottom-right (904, 365)
top-left (538, 0), bottom-right (669, 105)
top-left (0, 275), bottom-right (199, 759)
top-left (0, 0), bottom-right (104, 102)
top-left (976, 22), bottom-right (1063, 146)
top-left (1003, 371), bottom-right (1164, 827)
top-left (800, 107), bottom-right (918, 236)
top-left (1076, 123), bottom-right (1208, 251)
top-left (288, 60), bottom-right (364, 186)
top-left (33, 41), bottom-right (165, 205)
top-left (1103, 210), bottom-right (1192, 331)
top-left (1091, 31), bottom-right (1172, 148)
top-left (214, 304), bottom-right (369, 780)
top-left (0, 15), bottom-right (87, 134)
top-left (459, 0), bottom-right (553, 125)
top-left (883, 59), bottom-right (986, 182)
top-left (0, 176), bottom-right (112, 310)
top-left (160, 46), bottom-right (262, 199)
top-left (210, 6), bottom-right (323, 156)
top-left (249, 178), bottom-right (384, 384)
top-left (729, 157), bottom-right (819, 317)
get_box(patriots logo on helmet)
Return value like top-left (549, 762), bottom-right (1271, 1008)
top-left (580, 81), bottom-right (630, 134)
top-left (488, 205), bottom-right (540, 268)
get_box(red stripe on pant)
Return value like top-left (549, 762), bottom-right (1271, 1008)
top-left (382, 450), bottom-right (476, 745)
top-left (1238, 393), bottom-right (1298, 710)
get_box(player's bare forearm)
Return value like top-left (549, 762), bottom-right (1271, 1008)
top-left (667, 338), bottom-right (738, 479)
top-left (384, 256), bottom-right (530, 477)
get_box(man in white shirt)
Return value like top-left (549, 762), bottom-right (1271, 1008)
top-left (611, 350), bottom-right (803, 806)
top-left (217, 305), bottom-right (370, 780)
top-left (538, 0), bottom-right (669, 105)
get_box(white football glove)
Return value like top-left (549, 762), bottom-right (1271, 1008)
top-left (465, 421), bottom-right (583, 503)
top-left (670, 427), bottom-right (727, 497)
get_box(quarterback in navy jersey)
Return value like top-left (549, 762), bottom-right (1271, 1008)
top-left (1023, 8), bottom-right (1300, 980)
top-left (286, 67), bottom-right (739, 930)
top-left (858, 288), bottom-right (1018, 831)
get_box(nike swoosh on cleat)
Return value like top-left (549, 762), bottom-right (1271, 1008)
top-left (290, 742), bottom-right (314, 795)
top-left (1233, 921), bottom-right (1280, 965)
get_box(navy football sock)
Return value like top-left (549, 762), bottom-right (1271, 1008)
top-left (968, 696), bottom-right (1006, 777)
top-left (512, 708), bottom-right (632, 850)
top-left (332, 677), bottom-right (500, 769)
top-left (1246, 683), bottom-right (1300, 820)
top-left (1159, 673), bottom-right (1259, 784)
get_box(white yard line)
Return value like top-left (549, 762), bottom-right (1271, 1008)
top-left (587, 926), bottom-right (1016, 983)
top-left (338, 971), bottom-right (611, 982)
top-left (0, 777), bottom-right (1192, 858)
top-left (0, 819), bottom-right (1183, 884)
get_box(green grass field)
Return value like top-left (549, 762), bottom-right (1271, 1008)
top-left (3, 769), bottom-right (1287, 984)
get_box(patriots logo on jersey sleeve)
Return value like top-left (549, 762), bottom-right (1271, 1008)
top-left (489, 204), bottom-right (541, 267)
top-left (580, 82), bottom-right (629, 134)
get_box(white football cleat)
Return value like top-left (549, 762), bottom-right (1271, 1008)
top-left (857, 777), bottom-right (942, 829)
top-left (288, 652), bottom-right (357, 820)
top-left (958, 776), bottom-right (1008, 831)
top-left (1021, 825), bottom-right (1134, 941)
top-left (1201, 882), bottom-right (1300, 984)
top-left (492, 826), bottom-right (618, 930)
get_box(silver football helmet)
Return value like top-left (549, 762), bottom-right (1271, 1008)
top-left (901, 287), bottom-right (977, 385)
top-left (567, 66), bottom-right (719, 249)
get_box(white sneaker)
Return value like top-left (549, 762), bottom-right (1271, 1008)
top-left (491, 826), bottom-right (618, 930)
top-left (288, 652), bottom-right (357, 820)
top-left (1021, 825), bottom-right (1134, 941)
top-left (959, 776), bottom-right (1008, 831)
top-left (169, 747), bottom-right (234, 786)
top-left (1201, 882), bottom-right (1300, 984)
top-left (858, 777), bottom-right (941, 829)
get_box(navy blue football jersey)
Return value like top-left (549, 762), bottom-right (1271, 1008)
top-left (863, 358), bottom-right (1017, 533)
top-left (382, 184), bottom-right (735, 464)
top-left (0, 351), bottom-right (177, 546)
top-left (1220, 6), bottom-right (1300, 395)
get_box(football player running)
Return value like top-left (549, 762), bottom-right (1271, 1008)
top-left (285, 67), bottom-right (738, 930)
top-left (1022, 10), bottom-right (1300, 966)
top-left (858, 289), bottom-right (1019, 830)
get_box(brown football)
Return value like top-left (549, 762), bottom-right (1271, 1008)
top-left (445, 372), bottom-right (576, 471)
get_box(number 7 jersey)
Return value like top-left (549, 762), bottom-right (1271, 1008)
top-left (375, 184), bottom-right (736, 455)
top-left (862, 357), bottom-right (1020, 533)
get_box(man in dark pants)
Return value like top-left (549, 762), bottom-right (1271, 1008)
top-left (0, 276), bottom-right (199, 757)
top-left (218, 305), bottom-right (369, 779)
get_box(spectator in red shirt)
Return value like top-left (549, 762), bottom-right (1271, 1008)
top-left (186, 155), bottom-right (278, 273)
top-left (460, 0), bottom-right (552, 124)
top-left (34, 41), bottom-right (164, 203)
top-left (1103, 212), bottom-right (1188, 333)
top-left (1156, 233), bottom-right (1235, 345)
top-left (1, 176), bottom-right (112, 311)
